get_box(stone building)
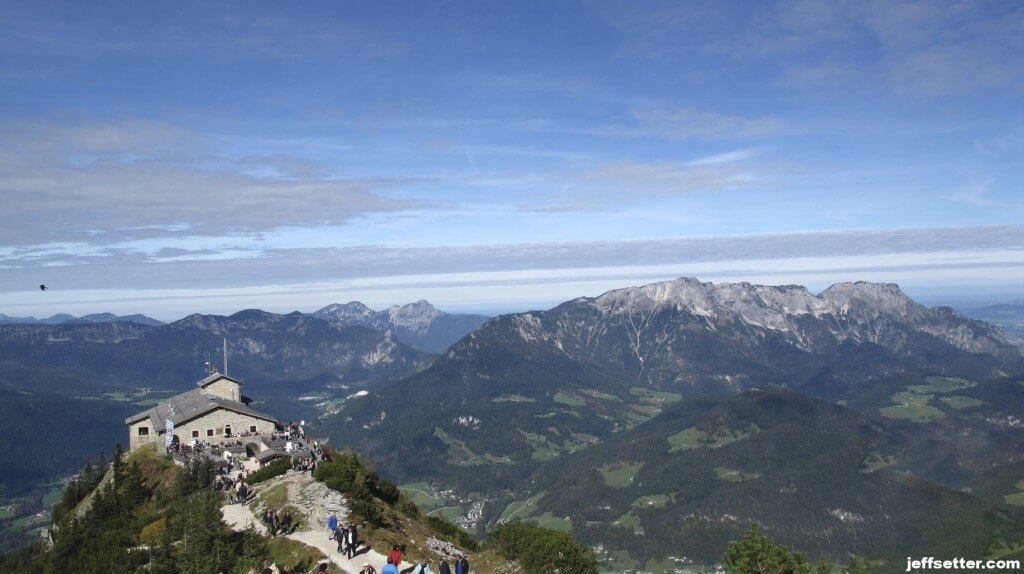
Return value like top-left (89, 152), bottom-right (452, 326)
top-left (125, 371), bottom-right (279, 451)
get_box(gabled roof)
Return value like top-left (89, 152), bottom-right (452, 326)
top-left (125, 387), bottom-right (278, 430)
top-left (196, 372), bottom-right (244, 389)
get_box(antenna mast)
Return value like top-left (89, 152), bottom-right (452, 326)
top-left (223, 338), bottom-right (228, 376)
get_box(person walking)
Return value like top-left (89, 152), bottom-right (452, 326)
top-left (381, 557), bottom-right (398, 574)
top-left (273, 512), bottom-right (281, 537)
top-left (455, 555), bottom-right (469, 574)
top-left (336, 523), bottom-right (349, 553)
top-left (359, 563), bottom-right (377, 574)
top-left (438, 559), bottom-right (451, 574)
top-left (345, 523), bottom-right (358, 559)
top-left (327, 512), bottom-right (338, 540)
top-left (411, 560), bottom-right (431, 574)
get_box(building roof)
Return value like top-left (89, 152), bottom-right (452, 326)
top-left (196, 372), bottom-right (244, 389)
top-left (255, 449), bottom-right (293, 463)
top-left (125, 386), bottom-right (278, 430)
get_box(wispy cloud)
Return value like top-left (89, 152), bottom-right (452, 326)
top-left (3, 225), bottom-right (1021, 292)
top-left (608, 0), bottom-right (1024, 97)
top-left (630, 107), bottom-right (784, 140)
top-left (686, 148), bottom-right (765, 166)
top-left (0, 119), bottom-right (431, 246)
top-left (521, 149), bottom-right (771, 211)
top-left (3, 227), bottom-right (1023, 319)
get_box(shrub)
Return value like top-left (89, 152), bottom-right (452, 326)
top-left (486, 522), bottom-right (597, 574)
top-left (140, 517), bottom-right (167, 546)
top-left (425, 515), bottom-right (479, 552)
top-left (248, 458), bottom-right (291, 484)
top-left (314, 450), bottom-right (399, 526)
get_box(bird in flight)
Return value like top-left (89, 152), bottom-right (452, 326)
top-left (39, 284), bottom-right (47, 291)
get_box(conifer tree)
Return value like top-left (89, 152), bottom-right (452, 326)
top-left (723, 525), bottom-right (828, 574)
top-left (112, 443), bottom-right (125, 487)
top-left (147, 526), bottom-right (177, 574)
top-left (96, 451), bottom-right (108, 476)
top-left (122, 461), bottom-right (149, 509)
top-left (177, 490), bottom-right (228, 574)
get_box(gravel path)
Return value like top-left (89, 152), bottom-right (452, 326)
top-left (221, 471), bottom-right (411, 574)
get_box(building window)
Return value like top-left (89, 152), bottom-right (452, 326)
top-left (137, 426), bottom-right (149, 436)
top-left (250, 425), bottom-right (257, 433)
top-left (206, 429), bottom-right (214, 437)
top-left (192, 430), bottom-right (199, 438)
top-left (224, 425), bottom-right (232, 437)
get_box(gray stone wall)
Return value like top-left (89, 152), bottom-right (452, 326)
top-left (127, 407), bottom-right (275, 450)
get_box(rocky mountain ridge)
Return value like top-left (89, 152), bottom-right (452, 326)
top-left (583, 278), bottom-right (1013, 354)
top-left (0, 312), bottom-right (164, 326)
top-left (313, 300), bottom-right (489, 353)
top-left (325, 277), bottom-right (1023, 491)
top-left (458, 278), bottom-right (1020, 395)
top-left (0, 309), bottom-right (427, 398)
top-left (318, 278), bottom-right (1024, 569)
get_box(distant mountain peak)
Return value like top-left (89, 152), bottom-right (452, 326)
top-left (312, 300), bottom-right (488, 353)
top-left (588, 277), bottom-right (922, 325)
top-left (387, 300), bottom-right (443, 328)
top-left (0, 312), bottom-right (164, 326)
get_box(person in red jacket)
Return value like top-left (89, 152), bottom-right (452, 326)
top-left (387, 544), bottom-right (403, 567)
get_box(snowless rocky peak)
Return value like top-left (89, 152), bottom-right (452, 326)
top-left (594, 278), bottom-right (812, 318)
top-left (314, 300), bottom-right (450, 337)
top-left (387, 300), bottom-right (443, 331)
top-left (593, 277), bottom-right (915, 321)
top-left (819, 282), bottom-right (916, 316)
top-left (314, 299), bottom-right (487, 353)
top-left (585, 277), bottom-right (1009, 354)
top-left (314, 302), bottom-right (376, 323)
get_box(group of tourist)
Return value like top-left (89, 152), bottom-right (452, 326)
top-left (272, 421), bottom-right (310, 443)
top-left (326, 512), bottom-right (361, 558)
top-left (215, 470), bottom-right (255, 502)
top-left (376, 546), bottom-right (471, 574)
top-left (263, 509), bottom-right (297, 536)
top-left (319, 522), bottom-right (472, 574)
top-left (293, 456), bottom-right (317, 475)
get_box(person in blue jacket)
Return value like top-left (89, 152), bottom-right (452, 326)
top-left (327, 512), bottom-right (338, 540)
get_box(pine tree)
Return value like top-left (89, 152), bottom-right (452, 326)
top-left (177, 490), bottom-right (228, 574)
top-left (122, 461), bottom-right (149, 509)
top-left (147, 526), bottom-right (177, 574)
top-left (844, 555), bottom-right (872, 574)
top-left (79, 461), bottom-right (95, 489)
top-left (723, 525), bottom-right (833, 574)
top-left (112, 443), bottom-right (125, 487)
top-left (96, 451), bottom-right (108, 476)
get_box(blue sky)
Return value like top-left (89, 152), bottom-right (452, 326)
top-left (1, 0), bottom-right (1022, 320)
